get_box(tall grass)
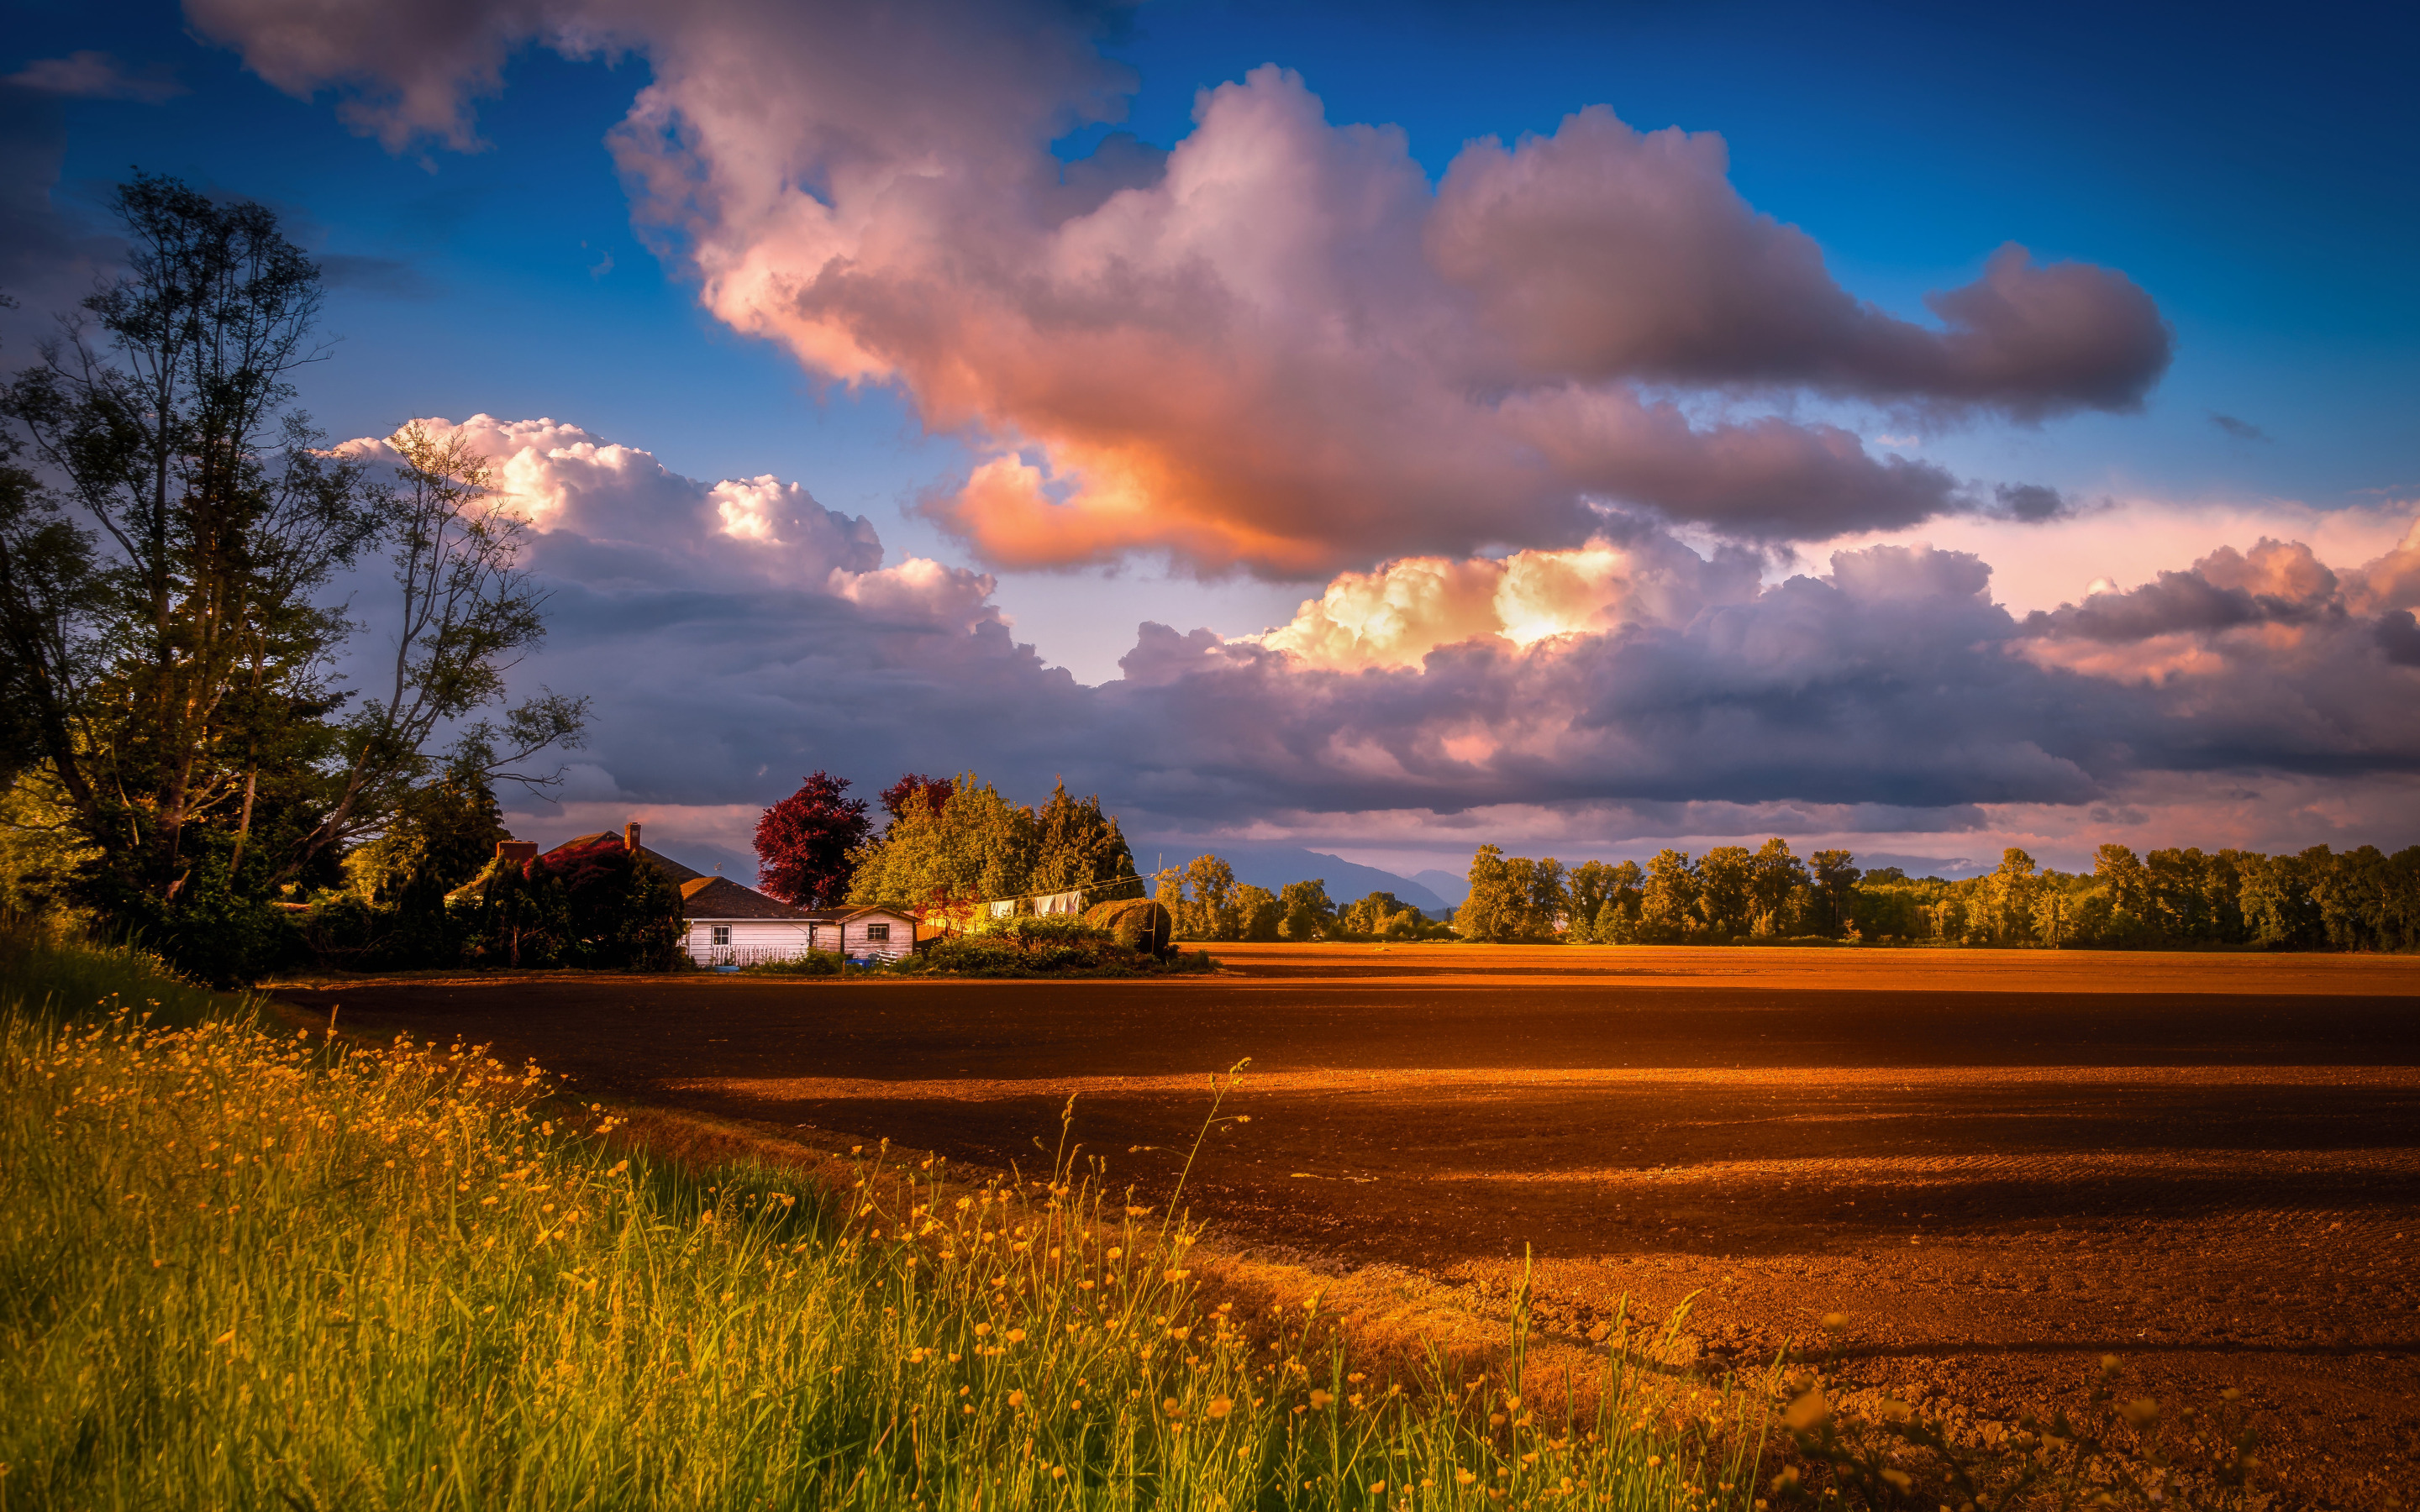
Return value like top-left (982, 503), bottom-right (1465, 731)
top-left (0, 930), bottom-right (252, 1032)
top-left (0, 942), bottom-right (1757, 1511)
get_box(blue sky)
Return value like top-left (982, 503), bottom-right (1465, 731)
top-left (24, 0), bottom-right (2415, 547)
top-left (6, 0), bottom-right (2416, 876)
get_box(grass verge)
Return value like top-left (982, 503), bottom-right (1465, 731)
top-left (0, 937), bottom-right (1753, 1510)
top-left (0, 937), bottom-right (2268, 1510)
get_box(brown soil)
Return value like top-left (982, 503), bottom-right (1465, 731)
top-left (269, 943), bottom-right (2420, 1505)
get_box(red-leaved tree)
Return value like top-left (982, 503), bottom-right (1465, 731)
top-left (755, 772), bottom-right (871, 908)
top-left (880, 772), bottom-right (953, 822)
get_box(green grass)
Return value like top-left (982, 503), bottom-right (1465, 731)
top-left (0, 931), bottom-right (257, 1032)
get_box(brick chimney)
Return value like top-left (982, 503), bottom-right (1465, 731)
top-left (623, 820), bottom-right (642, 854)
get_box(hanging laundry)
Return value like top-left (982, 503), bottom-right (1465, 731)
top-left (1037, 890), bottom-right (1086, 916)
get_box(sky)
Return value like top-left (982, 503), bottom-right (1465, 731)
top-left (5, 0), bottom-right (2417, 885)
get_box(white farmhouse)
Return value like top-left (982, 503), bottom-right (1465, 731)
top-left (476, 821), bottom-right (922, 966)
top-left (678, 878), bottom-right (921, 966)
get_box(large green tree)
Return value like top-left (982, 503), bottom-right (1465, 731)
top-left (1031, 781), bottom-right (1140, 900)
top-left (0, 175), bottom-right (581, 974)
top-left (847, 772), bottom-right (1039, 907)
top-left (2, 174), bottom-right (382, 917)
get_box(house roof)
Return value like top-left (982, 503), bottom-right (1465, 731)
top-left (679, 875), bottom-right (810, 921)
top-left (551, 832), bottom-right (707, 885)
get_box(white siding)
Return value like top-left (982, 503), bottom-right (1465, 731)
top-left (682, 913), bottom-right (918, 964)
top-left (683, 919), bottom-right (813, 966)
top-left (839, 913), bottom-right (917, 961)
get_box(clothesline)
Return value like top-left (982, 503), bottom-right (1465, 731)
top-left (977, 872), bottom-right (1149, 918)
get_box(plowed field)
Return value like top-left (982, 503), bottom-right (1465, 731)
top-left (273, 944), bottom-right (2420, 1504)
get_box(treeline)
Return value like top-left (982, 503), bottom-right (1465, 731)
top-left (1458, 839), bottom-right (2420, 951)
top-left (1148, 858), bottom-right (1454, 942)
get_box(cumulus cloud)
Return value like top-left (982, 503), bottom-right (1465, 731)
top-left (191, 0), bottom-right (2170, 574)
top-left (1429, 113), bottom-right (2167, 415)
top-left (320, 414), bottom-right (2420, 870)
top-left (331, 415), bottom-right (1052, 817)
top-left (4, 51), bottom-right (187, 103)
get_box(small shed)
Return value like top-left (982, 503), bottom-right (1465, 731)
top-left (680, 877), bottom-right (816, 965)
top-left (814, 904), bottom-right (920, 963)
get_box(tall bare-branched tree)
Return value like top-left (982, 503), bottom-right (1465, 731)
top-left (293, 420), bottom-right (586, 875)
top-left (0, 173), bottom-right (382, 903)
top-left (0, 174), bottom-right (583, 960)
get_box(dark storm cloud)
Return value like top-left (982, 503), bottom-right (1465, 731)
top-left (1991, 482), bottom-right (2070, 522)
top-left (2379, 610), bottom-right (2420, 668)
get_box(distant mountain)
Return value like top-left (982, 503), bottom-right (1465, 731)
top-left (1147, 844), bottom-right (1451, 917)
top-left (1413, 869), bottom-right (1470, 906)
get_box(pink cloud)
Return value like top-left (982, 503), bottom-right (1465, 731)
top-left (193, 0), bottom-right (2168, 575)
top-left (4, 51), bottom-right (187, 104)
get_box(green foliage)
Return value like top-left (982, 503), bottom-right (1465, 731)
top-left (1746, 838), bottom-right (1808, 937)
top-left (911, 915), bottom-right (1194, 976)
top-left (1457, 846), bottom-right (1567, 942)
top-left (0, 928), bottom-right (254, 1030)
top-left (1695, 847), bottom-right (1754, 937)
top-left (846, 772), bottom-right (1039, 909)
top-left (1234, 883), bottom-right (1281, 941)
top-left (737, 948), bottom-right (843, 977)
top-left (1276, 879), bottom-right (1336, 941)
top-left (1455, 834), bottom-right (2420, 951)
top-left (1638, 849), bottom-right (1699, 942)
top-left (1335, 890), bottom-right (1449, 941)
top-left (1032, 782), bottom-right (1142, 900)
top-left (1160, 854), bottom-right (1242, 941)
top-left (345, 769), bottom-right (508, 906)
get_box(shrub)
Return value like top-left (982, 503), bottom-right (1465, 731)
top-left (737, 949), bottom-right (844, 977)
top-left (1083, 897), bottom-right (1173, 954)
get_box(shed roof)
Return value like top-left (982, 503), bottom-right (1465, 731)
top-left (679, 875), bottom-right (810, 921)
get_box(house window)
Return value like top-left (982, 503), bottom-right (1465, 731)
top-left (865, 922), bottom-right (891, 943)
top-left (711, 925), bottom-right (731, 947)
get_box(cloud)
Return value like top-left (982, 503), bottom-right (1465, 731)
top-left (2378, 611), bottom-right (2420, 668)
top-left (0, 87), bottom-right (123, 368)
top-left (2018, 538), bottom-right (2341, 645)
top-left (1429, 113), bottom-right (2168, 417)
top-left (321, 414), bottom-right (2420, 874)
top-left (4, 51), bottom-right (187, 103)
top-left (1991, 482), bottom-right (2070, 522)
top-left (315, 250), bottom-right (436, 297)
top-left (2211, 412), bottom-right (2269, 442)
top-left (191, 0), bottom-right (2171, 575)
